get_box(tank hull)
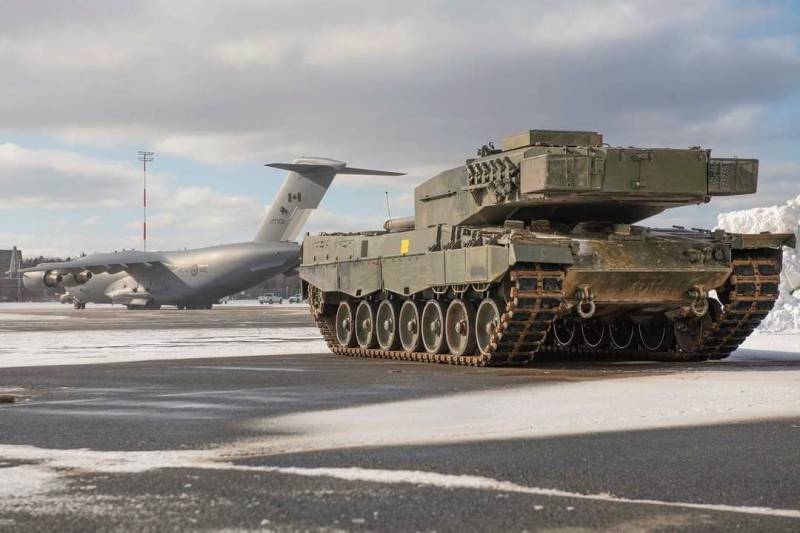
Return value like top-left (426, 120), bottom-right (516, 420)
top-left (300, 224), bottom-right (791, 364)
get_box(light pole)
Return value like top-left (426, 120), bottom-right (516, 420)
top-left (137, 151), bottom-right (154, 251)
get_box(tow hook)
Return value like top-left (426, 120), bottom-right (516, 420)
top-left (575, 285), bottom-right (596, 319)
top-left (687, 285), bottom-right (709, 317)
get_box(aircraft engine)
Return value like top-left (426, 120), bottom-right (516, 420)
top-left (22, 270), bottom-right (63, 291)
top-left (70, 270), bottom-right (93, 285)
top-left (53, 270), bottom-right (94, 287)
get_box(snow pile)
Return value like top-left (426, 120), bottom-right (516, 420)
top-left (716, 194), bottom-right (800, 333)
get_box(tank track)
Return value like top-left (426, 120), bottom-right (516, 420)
top-left (311, 264), bottom-right (565, 366)
top-left (538, 253), bottom-right (781, 362)
top-left (700, 254), bottom-right (780, 359)
top-left (310, 254), bottom-right (780, 365)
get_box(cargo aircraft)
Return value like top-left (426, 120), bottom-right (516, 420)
top-left (21, 159), bottom-right (401, 309)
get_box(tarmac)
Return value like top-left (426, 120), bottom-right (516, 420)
top-left (1, 303), bottom-right (800, 531)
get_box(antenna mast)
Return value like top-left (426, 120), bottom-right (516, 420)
top-left (137, 151), bottom-right (154, 252)
top-left (384, 191), bottom-right (393, 230)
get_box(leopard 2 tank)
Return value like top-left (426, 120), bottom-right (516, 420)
top-left (300, 129), bottom-right (795, 365)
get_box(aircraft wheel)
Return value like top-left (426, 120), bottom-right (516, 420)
top-left (335, 301), bottom-right (356, 348)
top-left (580, 320), bottom-right (608, 348)
top-left (609, 319), bottom-right (636, 349)
top-left (475, 298), bottom-right (501, 355)
top-left (639, 319), bottom-right (675, 352)
top-left (398, 300), bottom-right (423, 352)
top-left (355, 300), bottom-right (378, 349)
top-left (445, 299), bottom-right (477, 356)
top-left (421, 299), bottom-right (446, 354)
top-left (376, 300), bottom-right (401, 351)
top-left (552, 318), bottom-right (577, 346)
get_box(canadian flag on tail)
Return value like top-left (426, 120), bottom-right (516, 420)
top-left (252, 158), bottom-right (404, 243)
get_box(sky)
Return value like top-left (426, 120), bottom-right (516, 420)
top-left (1, 0), bottom-right (799, 258)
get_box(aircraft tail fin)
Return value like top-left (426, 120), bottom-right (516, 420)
top-left (4, 246), bottom-right (20, 276)
top-left (253, 158), bottom-right (404, 243)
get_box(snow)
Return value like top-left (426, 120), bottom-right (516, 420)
top-left (736, 331), bottom-right (800, 359)
top-left (717, 194), bottom-right (800, 333)
top-left (0, 327), bottom-right (327, 368)
top-left (238, 366), bottom-right (800, 458)
top-left (0, 313), bottom-right (67, 321)
top-left (0, 465), bottom-right (63, 499)
top-left (0, 300), bottom-right (306, 309)
top-left (1, 444), bottom-right (799, 519)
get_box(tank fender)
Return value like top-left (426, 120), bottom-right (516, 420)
top-left (730, 232), bottom-right (796, 250)
top-left (510, 242), bottom-right (574, 265)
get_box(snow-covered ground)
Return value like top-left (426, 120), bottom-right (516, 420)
top-left (0, 299), bottom-right (306, 310)
top-left (0, 327), bottom-right (327, 368)
top-left (717, 194), bottom-right (800, 333)
top-left (0, 309), bottom-right (796, 369)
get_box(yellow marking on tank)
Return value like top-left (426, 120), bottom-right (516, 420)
top-left (400, 239), bottom-right (410, 255)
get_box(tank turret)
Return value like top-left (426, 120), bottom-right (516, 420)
top-left (415, 129), bottom-right (758, 228)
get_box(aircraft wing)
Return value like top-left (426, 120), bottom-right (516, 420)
top-left (20, 251), bottom-right (167, 275)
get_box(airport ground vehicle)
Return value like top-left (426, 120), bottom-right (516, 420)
top-left (259, 293), bottom-right (283, 304)
top-left (299, 129), bottom-right (795, 366)
top-left (288, 294), bottom-right (303, 303)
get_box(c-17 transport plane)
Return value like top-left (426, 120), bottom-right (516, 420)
top-left (21, 158), bottom-right (402, 309)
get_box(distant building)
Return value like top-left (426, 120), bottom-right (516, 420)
top-left (0, 247), bottom-right (24, 302)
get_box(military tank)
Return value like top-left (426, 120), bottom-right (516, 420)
top-left (300, 129), bottom-right (796, 366)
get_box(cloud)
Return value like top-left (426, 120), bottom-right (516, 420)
top-left (0, 0), bottom-right (796, 169)
top-left (1, 0), bottom-right (799, 254)
top-left (0, 143), bottom-right (168, 209)
top-left (0, 142), bottom-right (269, 255)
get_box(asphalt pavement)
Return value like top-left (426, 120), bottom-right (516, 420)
top-left (1, 304), bottom-right (799, 532)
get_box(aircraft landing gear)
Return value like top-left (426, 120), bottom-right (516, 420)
top-left (73, 300), bottom-right (86, 310)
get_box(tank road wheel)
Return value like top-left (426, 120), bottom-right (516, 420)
top-left (421, 300), bottom-right (446, 354)
top-left (376, 300), bottom-right (401, 351)
top-left (609, 319), bottom-right (636, 349)
top-left (475, 298), bottom-right (501, 355)
top-left (399, 300), bottom-right (423, 352)
top-left (335, 301), bottom-right (356, 348)
top-left (639, 320), bottom-right (675, 352)
top-left (445, 299), bottom-right (477, 356)
top-left (355, 300), bottom-right (378, 349)
top-left (552, 318), bottom-right (577, 347)
top-left (580, 320), bottom-right (608, 349)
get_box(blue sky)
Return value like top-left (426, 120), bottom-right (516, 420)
top-left (1, 0), bottom-right (798, 258)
